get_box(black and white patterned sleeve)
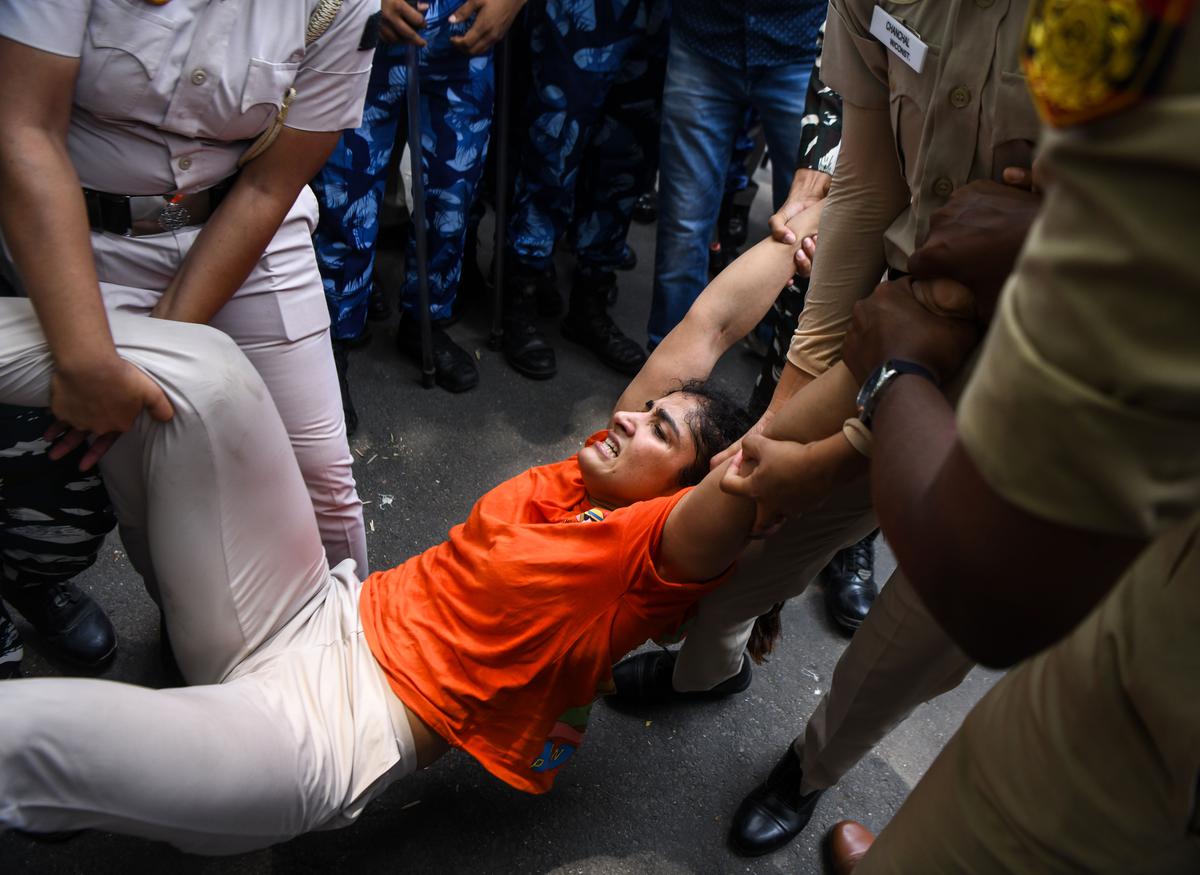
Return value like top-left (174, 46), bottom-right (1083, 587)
top-left (796, 21), bottom-right (844, 176)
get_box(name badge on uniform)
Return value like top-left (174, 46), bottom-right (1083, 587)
top-left (870, 6), bottom-right (928, 73)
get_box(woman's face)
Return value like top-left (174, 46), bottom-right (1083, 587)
top-left (578, 393), bottom-right (701, 509)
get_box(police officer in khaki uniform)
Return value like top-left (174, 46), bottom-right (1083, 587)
top-left (0, 0), bottom-right (376, 573)
top-left (825, 3), bottom-right (1200, 870)
top-left (612, 0), bottom-right (1045, 856)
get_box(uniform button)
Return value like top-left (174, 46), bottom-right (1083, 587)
top-left (950, 86), bottom-right (971, 108)
top-left (178, 156), bottom-right (193, 171)
top-left (190, 69), bottom-right (208, 86)
top-left (933, 177), bottom-right (954, 197)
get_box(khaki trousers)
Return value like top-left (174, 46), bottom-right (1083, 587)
top-left (857, 514), bottom-right (1200, 873)
top-left (673, 476), bottom-right (974, 797)
top-left (0, 300), bottom-right (413, 854)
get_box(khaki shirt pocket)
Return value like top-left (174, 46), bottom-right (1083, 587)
top-left (75, 1), bottom-right (175, 120)
top-left (222, 57), bottom-right (302, 141)
top-left (990, 71), bottom-right (1042, 178)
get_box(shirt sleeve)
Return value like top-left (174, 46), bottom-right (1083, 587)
top-left (285, 0), bottom-right (378, 133)
top-left (0, 0), bottom-right (89, 57)
top-left (957, 52), bottom-right (1200, 538)
top-left (821, 0), bottom-right (889, 111)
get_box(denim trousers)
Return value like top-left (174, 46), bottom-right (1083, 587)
top-left (648, 40), bottom-right (811, 346)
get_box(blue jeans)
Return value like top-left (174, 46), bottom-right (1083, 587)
top-left (648, 40), bottom-right (812, 347)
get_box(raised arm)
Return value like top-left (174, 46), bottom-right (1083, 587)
top-left (614, 206), bottom-right (822, 415)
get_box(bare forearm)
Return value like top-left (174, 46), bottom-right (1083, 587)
top-left (0, 41), bottom-right (116, 373)
top-left (871, 378), bottom-right (1145, 666)
top-left (157, 127), bottom-right (341, 325)
top-left (762, 361), bottom-right (858, 445)
top-left (616, 210), bottom-right (817, 413)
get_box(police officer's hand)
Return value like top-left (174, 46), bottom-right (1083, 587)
top-left (381, 0), bottom-right (429, 47)
top-left (720, 434), bottom-right (833, 537)
top-left (450, 0), bottom-right (526, 56)
top-left (842, 277), bottom-right (979, 385)
top-left (769, 168), bottom-right (831, 275)
top-left (44, 358), bottom-right (174, 470)
top-left (907, 177), bottom-right (1041, 324)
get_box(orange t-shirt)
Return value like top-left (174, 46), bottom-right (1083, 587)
top-left (359, 433), bottom-right (732, 793)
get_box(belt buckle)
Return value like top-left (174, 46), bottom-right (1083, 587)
top-left (129, 193), bottom-right (192, 236)
top-left (157, 195), bottom-right (191, 232)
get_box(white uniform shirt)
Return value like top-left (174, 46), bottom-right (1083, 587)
top-left (0, 0), bottom-right (378, 194)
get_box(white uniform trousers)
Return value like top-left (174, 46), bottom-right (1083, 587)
top-left (0, 300), bottom-right (413, 854)
top-left (90, 186), bottom-right (367, 571)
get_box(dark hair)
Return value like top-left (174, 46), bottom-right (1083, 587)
top-left (664, 379), bottom-right (753, 487)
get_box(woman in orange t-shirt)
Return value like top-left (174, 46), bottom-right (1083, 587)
top-left (0, 209), bottom-right (846, 853)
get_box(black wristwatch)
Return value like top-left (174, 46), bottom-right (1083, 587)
top-left (855, 359), bottom-right (939, 431)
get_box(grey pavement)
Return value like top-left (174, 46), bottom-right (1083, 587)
top-left (3, 179), bottom-right (997, 874)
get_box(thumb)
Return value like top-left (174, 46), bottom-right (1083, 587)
top-left (143, 380), bottom-right (175, 423)
top-left (720, 450), bottom-right (754, 498)
top-left (449, 0), bottom-right (482, 22)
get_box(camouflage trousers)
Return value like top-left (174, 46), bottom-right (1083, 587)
top-left (311, 14), bottom-right (495, 338)
top-left (0, 406), bottom-right (113, 592)
top-left (507, 0), bottom-right (669, 274)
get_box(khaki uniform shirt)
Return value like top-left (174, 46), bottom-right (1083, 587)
top-left (0, 0), bottom-right (377, 195)
top-left (789, 0), bottom-right (1041, 375)
top-left (882, 17), bottom-right (1200, 871)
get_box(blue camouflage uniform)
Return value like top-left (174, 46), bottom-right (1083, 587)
top-left (507, 0), bottom-right (669, 276)
top-left (311, 3), bottom-right (494, 339)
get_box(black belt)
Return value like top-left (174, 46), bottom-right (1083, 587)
top-left (83, 177), bottom-right (237, 237)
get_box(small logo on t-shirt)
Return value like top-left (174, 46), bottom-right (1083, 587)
top-left (575, 508), bottom-right (607, 523)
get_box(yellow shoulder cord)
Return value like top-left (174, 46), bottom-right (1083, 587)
top-left (238, 0), bottom-right (346, 168)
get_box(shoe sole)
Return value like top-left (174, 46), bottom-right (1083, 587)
top-left (506, 359), bottom-right (557, 380)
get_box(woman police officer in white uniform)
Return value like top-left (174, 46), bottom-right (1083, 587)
top-left (0, 0), bottom-right (378, 571)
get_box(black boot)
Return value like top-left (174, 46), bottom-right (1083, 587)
top-left (730, 745), bottom-right (825, 857)
top-left (332, 340), bottom-right (358, 436)
top-left (0, 578), bottom-right (116, 668)
top-left (367, 278), bottom-right (391, 323)
top-left (396, 312), bottom-right (480, 393)
top-left (502, 270), bottom-right (557, 379)
top-left (0, 602), bottom-right (22, 679)
top-left (632, 190), bottom-right (658, 224)
top-left (823, 531), bottom-right (879, 634)
top-left (561, 270), bottom-right (647, 376)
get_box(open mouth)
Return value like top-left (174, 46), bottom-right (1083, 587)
top-left (602, 435), bottom-right (620, 458)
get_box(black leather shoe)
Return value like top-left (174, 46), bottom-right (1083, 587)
top-left (506, 263), bottom-right (560, 317)
top-left (396, 314), bottom-right (479, 393)
top-left (730, 745), bottom-right (825, 857)
top-left (332, 340), bottom-right (358, 436)
top-left (617, 244), bottom-right (637, 272)
top-left (562, 271), bottom-right (647, 376)
top-left (632, 191), bottom-right (657, 224)
top-left (502, 274), bottom-right (557, 379)
top-left (823, 531), bottom-right (879, 635)
top-left (608, 648), bottom-right (752, 705)
top-left (1, 579), bottom-right (116, 668)
top-left (0, 602), bottom-right (23, 679)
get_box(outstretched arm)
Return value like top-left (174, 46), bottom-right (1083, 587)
top-left (614, 207), bottom-right (822, 416)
